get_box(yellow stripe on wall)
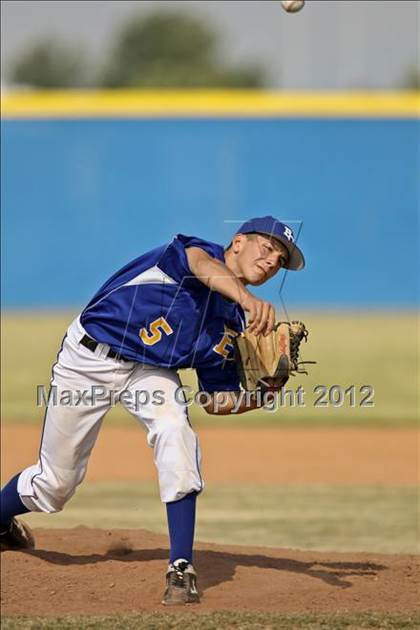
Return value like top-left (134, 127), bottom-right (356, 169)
top-left (1, 90), bottom-right (419, 119)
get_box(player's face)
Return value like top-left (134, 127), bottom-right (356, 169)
top-left (236, 234), bottom-right (289, 285)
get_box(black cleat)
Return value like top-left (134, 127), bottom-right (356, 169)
top-left (0, 518), bottom-right (35, 551)
top-left (162, 558), bottom-right (200, 605)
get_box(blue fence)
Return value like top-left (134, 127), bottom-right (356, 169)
top-left (1, 117), bottom-right (418, 308)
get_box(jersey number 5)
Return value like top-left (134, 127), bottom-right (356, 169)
top-left (139, 317), bottom-right (174, 346)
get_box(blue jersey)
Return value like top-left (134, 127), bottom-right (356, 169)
top-left (80, 234), bottom-right (246, 392)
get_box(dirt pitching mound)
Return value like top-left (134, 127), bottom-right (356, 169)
top-left (1, 528), bottom-right (418, 617)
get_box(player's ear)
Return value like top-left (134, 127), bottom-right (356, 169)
top-left (231, 234), bottom-right (245, 254)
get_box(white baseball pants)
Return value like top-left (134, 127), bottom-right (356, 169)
top-left (18, 316), bottom-right (203, 512)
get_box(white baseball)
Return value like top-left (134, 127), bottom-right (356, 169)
top-left (281, 0), bottom-right (305, 13)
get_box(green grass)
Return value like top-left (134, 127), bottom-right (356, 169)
top-left (1, 311), bottom-right (418, 426)
top-left (21, 482), bottom-right (419, 555)
top-left (2, 611), bottom-right (420, 630)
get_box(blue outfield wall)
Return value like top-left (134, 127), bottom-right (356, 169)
top-left (1, 117), bottom-right (418, 308)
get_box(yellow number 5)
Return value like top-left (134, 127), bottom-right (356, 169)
top-left (139, 317), bottom-right (174, 346)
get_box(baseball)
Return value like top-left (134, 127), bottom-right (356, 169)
top-left (281, 0), bottom-right (305, 13)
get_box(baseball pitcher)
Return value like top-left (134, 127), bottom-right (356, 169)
top-left (0, 215), bottom-right (305, 605)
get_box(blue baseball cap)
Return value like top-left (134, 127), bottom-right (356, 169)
top-left (235, 216), bottom-right (305, 271)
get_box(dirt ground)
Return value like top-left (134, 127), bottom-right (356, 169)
top-left (1, 425), bottom-right (418, 485)
top-left (1, 528), bottom-right (419, 616)
top-left (1, 425), bottom-right (418, 617)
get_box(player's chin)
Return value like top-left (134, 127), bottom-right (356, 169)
top-left (247, 272), bottom-right (268, 286)
top-left (247, 267), bottom-right (274, 286)
top-left (248, 277), bottom-right (267, 286)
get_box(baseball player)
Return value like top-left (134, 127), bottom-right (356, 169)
top-left (0, 215), bottom-right (304, 605)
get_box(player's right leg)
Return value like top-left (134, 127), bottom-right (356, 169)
top-left (0, 316), bottom-right (127, 549)
top-left (120, 365), bottom-right (202, 604)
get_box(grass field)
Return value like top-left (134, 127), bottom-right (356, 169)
top-left (3, 611), bottom-right (420, 630)
top-left (20, 481), bottom-right (419, 555)
top-left (1, 311), bottom-right (418, 426)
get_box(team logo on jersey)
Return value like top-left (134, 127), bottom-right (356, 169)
top-left (139, 317), bottom-right (174, 346)
top-left (213, 326), bottom-right (237, 359)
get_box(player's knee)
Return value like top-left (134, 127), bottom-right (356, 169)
top-left (31, 469), bottom-right (81, 512)
top-left (47, 483), bottom-right (76, 512)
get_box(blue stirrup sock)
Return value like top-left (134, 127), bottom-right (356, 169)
top-left (0, 473), bottom-right (30, 530)
top-left (166, 491), bottom-right (197, 564)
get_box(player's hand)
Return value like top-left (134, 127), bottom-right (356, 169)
top-left (240, 293), bottom-right (276, 336)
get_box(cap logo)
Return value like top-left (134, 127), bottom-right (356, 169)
top-left (283, 226), bottom-right (294, 242)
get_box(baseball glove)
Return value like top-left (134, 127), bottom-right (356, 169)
top-left (233, 320), bottom-right (314, 392)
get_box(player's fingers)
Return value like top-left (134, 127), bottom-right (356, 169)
top-left (247, 302), bottom-right (258, 330)
top-left (261, 301), bottom-right (273, 336)
top-left (248, 300), bottom-right (262, 333)
top-left (264, 304), bottom-right (276, 336)
top-left (253, 301), bottom-right (268, 335)
top-left (259, 301), bottom-right (275, 336)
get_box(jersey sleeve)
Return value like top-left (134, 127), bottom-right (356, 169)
top-left (157, 234), bottom-right (225, 291)
top-left (176, 234), bottom-right (225, 260)
top-left (196, 361), bottom-right (241, 394)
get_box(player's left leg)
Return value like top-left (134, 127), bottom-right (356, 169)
top-left (120, 364), bottom-right (201, 604)
top-left (0, 315), bottom-right (129, 550)
top-left (0, 473), bottom-right (34, 550)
